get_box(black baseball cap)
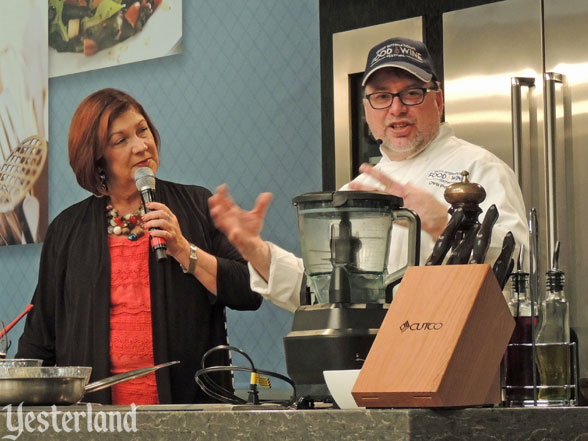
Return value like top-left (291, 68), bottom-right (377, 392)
top-left (361, 37), bottom-right (437, 86)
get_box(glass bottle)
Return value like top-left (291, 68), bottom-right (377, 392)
top-left (535, 241), bottom-right (570, 405)
top-left (503, 246), bottom-right (537, 405)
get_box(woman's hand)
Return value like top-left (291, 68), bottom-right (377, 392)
top-left (142, 201), bottom-right (218, 294)
top-left (142, 201), bottom-right (189, 259)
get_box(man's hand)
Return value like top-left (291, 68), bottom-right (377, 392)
top-left (348, 163), bottom-right (449, 240)
top-left (208, 184), bottom-right (273, 280)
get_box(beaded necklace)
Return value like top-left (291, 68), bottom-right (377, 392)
top-left (106, 201), bottom-right (146, 241)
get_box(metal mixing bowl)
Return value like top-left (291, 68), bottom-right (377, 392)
top-left (0, 359), bottom-right (42, 368)
top-left (0, 366), bottom-right (92, 405)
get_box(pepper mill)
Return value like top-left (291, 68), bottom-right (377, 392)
top-left (444, 170), bottom-right (486, 246)
top-left (426, 170), bottom-right (489, 266)
top-left (445, 171), bottom-right (492, 265)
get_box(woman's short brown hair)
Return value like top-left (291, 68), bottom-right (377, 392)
top-left (68, 88), bottom-right (160, 196)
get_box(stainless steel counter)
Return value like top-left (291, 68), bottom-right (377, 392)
top-left (1, 404), bottom-right (587, 440)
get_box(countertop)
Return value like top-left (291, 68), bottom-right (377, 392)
top-left (1, 403), bottom-right (588, 440)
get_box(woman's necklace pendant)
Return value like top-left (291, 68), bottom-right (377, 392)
top-left (106, 201), bottom-right (146, 240)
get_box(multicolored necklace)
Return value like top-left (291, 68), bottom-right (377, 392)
top-left (106, 201), bottom-right (145, 241)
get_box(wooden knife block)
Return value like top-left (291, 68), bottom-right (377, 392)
top-left (352, 264), bottom-right (514, 408)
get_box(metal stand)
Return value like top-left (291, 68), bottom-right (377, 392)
top-left (502, 341), bottom-right (578, 406)
top-left (501, 209), bottom-right (577, 407)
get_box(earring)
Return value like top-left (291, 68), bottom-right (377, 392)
top-left (98, 170), bottom-right (108, 192)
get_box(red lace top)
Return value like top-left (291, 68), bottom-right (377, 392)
top-left (109, 233), bottom-right (159, 405)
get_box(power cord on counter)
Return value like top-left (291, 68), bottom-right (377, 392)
top-left (194, 345), bottom-right (297, 408)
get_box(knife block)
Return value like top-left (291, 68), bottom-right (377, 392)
top-left (352, 264), bottom-right (514, 408)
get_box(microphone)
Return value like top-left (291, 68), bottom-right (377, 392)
top-left (134, 167), bottom-right (167, 261)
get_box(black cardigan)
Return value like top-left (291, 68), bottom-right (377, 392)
top-left (16, 179), bottom-right (263, 404)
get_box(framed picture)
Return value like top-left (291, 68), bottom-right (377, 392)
top-left (49, 0), bottom-right (183, 77)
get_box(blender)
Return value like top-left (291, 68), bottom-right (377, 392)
top-left (283, 191), bottom-right (420, 400)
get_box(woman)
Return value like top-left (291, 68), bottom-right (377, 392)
top-left (16, 88), bottom-right (263, 404)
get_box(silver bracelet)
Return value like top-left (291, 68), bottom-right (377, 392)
top-left (181, 243), bottom-right (198, 274)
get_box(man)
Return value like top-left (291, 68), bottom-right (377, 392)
top-left (209, 37), bottom-right (527, 312)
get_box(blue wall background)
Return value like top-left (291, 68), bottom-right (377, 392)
top-left (0, 0), bottom-right (321, 389)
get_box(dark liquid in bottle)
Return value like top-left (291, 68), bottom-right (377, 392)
top-left (503, 316), bottom-right (537, 403)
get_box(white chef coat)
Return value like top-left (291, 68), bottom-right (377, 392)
top-left (249, 124), bottom-right (528, 312)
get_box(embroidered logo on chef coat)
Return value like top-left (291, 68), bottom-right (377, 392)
top-left (426, 170), bottom-right (463, 188)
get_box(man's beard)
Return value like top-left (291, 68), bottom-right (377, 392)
top-left (380, 133), bottom-right (427, 159)
top-left (380, 126), bottom-right (439, 159)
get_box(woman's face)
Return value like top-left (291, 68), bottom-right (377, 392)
top-left (102, 108), bottom-right (159, 192)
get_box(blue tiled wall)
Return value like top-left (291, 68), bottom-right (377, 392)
top-left (0, 0), bottom-right (321, 389)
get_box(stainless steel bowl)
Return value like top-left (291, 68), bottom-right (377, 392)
top-left (0, 366), bottom-right (92, 405)
top-left (0, 361), bottom-right (178, 405)
top-left (0, 359), bottom-right (42, 368)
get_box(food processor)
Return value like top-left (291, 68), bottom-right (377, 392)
top-left (283, 191), bottom-right (421, 400)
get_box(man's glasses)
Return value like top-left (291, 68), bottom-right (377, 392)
top-left (365, 87), bottom-right (438, 109)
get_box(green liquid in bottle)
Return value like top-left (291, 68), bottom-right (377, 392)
top-left (535, 263), bottom-right (570, 405)
top-left (536, 342), bottom-right (571, 401)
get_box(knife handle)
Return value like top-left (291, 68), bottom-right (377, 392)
top-left (493, 232), bottom-right (516, 288)
top-left (425, 209), bottom-right (466, 265)
top-left (499, 258), bottom-right (516, 290)
top-left (446, 223), bottom-right (480, 265)
top-left (469, 204), bottom-right (499, 264)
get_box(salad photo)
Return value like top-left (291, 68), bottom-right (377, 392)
top-left (48, 0), bottom-right (182, 77)
top-left (49, 0), bottom-right (163, 55)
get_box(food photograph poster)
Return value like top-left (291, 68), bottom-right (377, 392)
top-left (49, 0), bottom-right (183, 77)
top-left (0, 0), bottom-right (49, 246)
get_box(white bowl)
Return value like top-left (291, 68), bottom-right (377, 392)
top-left (323, 369), bottom-right (365, 409)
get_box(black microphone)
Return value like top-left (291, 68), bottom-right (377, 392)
top-left (134, 167), bottom-right (167, 261)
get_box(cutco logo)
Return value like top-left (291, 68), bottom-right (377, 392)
top-left (399, 320), bottom-right (443, 333)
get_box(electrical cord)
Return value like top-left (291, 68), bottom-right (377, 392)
top-left (194, 345), bottom-right (297, 407)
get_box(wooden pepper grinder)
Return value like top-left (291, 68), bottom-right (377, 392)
top-left (427, 170), bottom-right (495, 265)
top-left (444, 170), bottom-right (486, 239)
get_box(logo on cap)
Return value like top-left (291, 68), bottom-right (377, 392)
top-left (370, 43), bottom-right (424, 68)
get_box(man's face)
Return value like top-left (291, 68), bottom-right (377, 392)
top-left (363, 68), bottom-right (443, 161)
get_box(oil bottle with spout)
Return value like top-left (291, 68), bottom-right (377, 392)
top-left (503, 245), bottom-right (537, 405)
top-left (535, 241), bottom-right (571, 405)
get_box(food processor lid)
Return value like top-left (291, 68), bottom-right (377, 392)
top-left (292, 191), bottom-right (403, 208)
